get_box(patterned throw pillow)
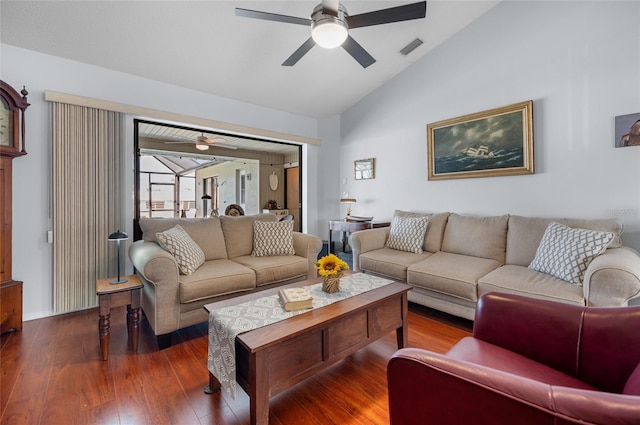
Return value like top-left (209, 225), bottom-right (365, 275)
top-left (385, 216), bottom-right (430, 254)
top-left (252, 220), bottom-right (295, 257)
top-left (156, 224), bottom-right (205, 275)
top-left (529, 222), bottom-right (615, 284)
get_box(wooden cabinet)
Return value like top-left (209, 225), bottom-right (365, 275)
top-left (1, 80), bottom-right (29, 335)
top-left (1, 280), bottom-right (22, 334)
top-left (0, 157), bottom-right (10, 283)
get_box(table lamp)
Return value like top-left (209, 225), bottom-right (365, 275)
top-left (340, 196), bottom-right (357, 220)
top-left (201, 193), bottom-right (212, 217)
top-left (108, 230), bottom-right (129, 284)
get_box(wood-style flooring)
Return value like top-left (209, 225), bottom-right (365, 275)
top-left (1, 303), bottom-right (472, 425)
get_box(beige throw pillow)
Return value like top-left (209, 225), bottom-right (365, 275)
top-left (156, 224), bottom-right (205, 275)
top-left (252, 220), bottom-right (295, 257)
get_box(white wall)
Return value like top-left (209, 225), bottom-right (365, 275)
top-left (5, 0), bottom-right (640, 320)
top-left (339, 1), bottom-right (640, 250)
top-left (1, 45), bottom-right (322, 320)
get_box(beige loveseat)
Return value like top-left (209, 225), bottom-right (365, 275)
top-left (350, 211), bottom-right (640, 320)
top-left (129, 214), bottom-right (322, 348)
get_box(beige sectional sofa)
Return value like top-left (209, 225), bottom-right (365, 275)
top-left (350, 211), bottom-right (640, 320)
top-left (129, 213), bottom-right (322, 348)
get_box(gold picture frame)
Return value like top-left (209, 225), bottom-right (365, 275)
top-left (354, 158), bottom-right (375, 180)
top-left (427, 100), bottom-right (534, 180)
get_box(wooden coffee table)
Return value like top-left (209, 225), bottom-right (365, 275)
top-left (204, 275), bottom-right (411, 425)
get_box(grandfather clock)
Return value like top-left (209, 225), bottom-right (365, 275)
top-left (1, 80), bottom-right (29, 334)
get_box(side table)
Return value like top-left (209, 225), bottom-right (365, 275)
top-left (328, 219), bottom-right (391, 253)
top-left (96, 274), bottom-right (143, 361)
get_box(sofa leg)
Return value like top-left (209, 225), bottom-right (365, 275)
top-left (156, 333), bottom-right (172, 350)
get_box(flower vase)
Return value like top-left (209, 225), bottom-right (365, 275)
top-left (322, 272), bottom-right (342, 293)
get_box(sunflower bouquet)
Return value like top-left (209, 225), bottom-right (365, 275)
top-left (314, 254), bottom-right (349, 293)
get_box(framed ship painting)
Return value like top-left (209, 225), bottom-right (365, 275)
top-left (427, 100), bottom-right (534, 180)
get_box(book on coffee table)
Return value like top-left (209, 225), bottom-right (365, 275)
top-left (279, 287), bottom-right (313, 311)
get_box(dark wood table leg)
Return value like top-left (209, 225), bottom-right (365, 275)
top-left (249, 351), bottom-right (270, 425)
top-left (328, 229), bottom-right (333, 254)
top-left (128, 288), bottom-right (141, 353)
top-left (204, 371), bottom-right (221, 394)
top-left (98, 294), bottom-right (111, 361)
top-left (396, 292), bottom-right (409, 349)
top-left (127, 306), bottom-right (140, 352)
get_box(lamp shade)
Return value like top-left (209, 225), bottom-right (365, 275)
top-left (108, 230), bottom-right (129, 241)
top-left (340, 198), bottom-right (356, 203)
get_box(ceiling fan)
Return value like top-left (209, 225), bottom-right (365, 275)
top-left (166, 133), bottom-right (238, 151)
top-left (236, 0), bottom-right (427, 68)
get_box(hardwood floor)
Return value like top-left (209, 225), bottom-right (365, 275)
top-left (1, 303), bottom-right (472, 425)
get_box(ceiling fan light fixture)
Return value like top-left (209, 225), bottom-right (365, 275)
top-left (195, 139), bottom-right (209, 150)
top-left (311, 4), bottom-right (348, 49)
top-left (312, 20), bottom-right (348, 48)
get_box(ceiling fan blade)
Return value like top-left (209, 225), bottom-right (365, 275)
top-left (205, 137), bottom-right (226, 144)
top-left (235, 8), bottom-right (311, 26)
top-left (214, 143), bottom-right (238, 150)
top-left (347, 1), bottom-right (427, 29)
top-left (342, 35), bottom-right (376, 68)
top-left (282, 38), bottom-right (316, 66)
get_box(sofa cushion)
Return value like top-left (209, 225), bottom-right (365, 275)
top-left (252, 220), bottom-right (295, 256)
top-left (408, 252), bottom-right (502, 302)
top-left (179, 259), bottom-right (256, 303)
top-left (232, 255), bottom-right (308, 286)
top-left (156, 225), bottom-right (205, 275)
top-left (220, 213), bottom-right (277, 258)
top-left (359, 248), bottom-right (432, 281)
top-left (442, 214), bottom-right (508, 263)
top-left (506, 215), bottom-right (623, 266)
top-left (139, 217), bottom-right (227, 261)
top-left (479, 265), bottom-right (585, 305)
top-left (386, 216), bottom-right (430, 254)
top-left (529, 222), bottom-right (615, 284)
top-left (446, 338), bottom-right (597, 391)
top-left (394, 210), bottom-right (450, 252)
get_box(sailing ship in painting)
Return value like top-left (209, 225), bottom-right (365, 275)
top-left (461, 145), bottom-right (495, 158)
top-left (435, 143), bottom-right (523, 174)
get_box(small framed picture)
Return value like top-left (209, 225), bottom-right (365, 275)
top-left (615, 112), bottom-right (640, 147)
top-left (354, 158), bottom-right (375, 180)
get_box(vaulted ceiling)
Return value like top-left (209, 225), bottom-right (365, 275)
top-left (1, 1), bottom-right (498, 118)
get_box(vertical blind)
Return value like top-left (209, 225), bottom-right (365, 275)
top-left (52, 103), bottom-right (123, 313)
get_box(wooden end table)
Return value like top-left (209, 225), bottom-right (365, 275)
top-left (96, 274), bottom-right (143, 361)
top-left (328, 219), bottom-right (391, 253)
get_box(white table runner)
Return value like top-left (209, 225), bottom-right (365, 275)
top-left (207, 273), bottom-right (394, 398)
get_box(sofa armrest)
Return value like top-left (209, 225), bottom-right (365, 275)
top-left (583, 247), bottom-right (640, 306)
top-left (387, 347), bottom-right (640, 425)
top-left (388, 348), bottom-right (555, 425)
top-left (473, 293), bottom-right (584, 376)
top-left (129, 240), bottom-right (179, 283)
top-left (292, 232), bottom-right (322, 277)
top-left (349, 227), bottom-right (390, 272)
top-left (128, 240), bottom-right (181, 335)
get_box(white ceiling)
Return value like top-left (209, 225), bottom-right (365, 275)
top-left (0, 0), bottom-right (499, 118)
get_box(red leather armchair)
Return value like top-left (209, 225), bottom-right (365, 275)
top-left (387, 292), bottom-right (640, 425)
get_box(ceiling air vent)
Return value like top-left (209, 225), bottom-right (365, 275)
top-left (400, 38), bottom-right (424, 56)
